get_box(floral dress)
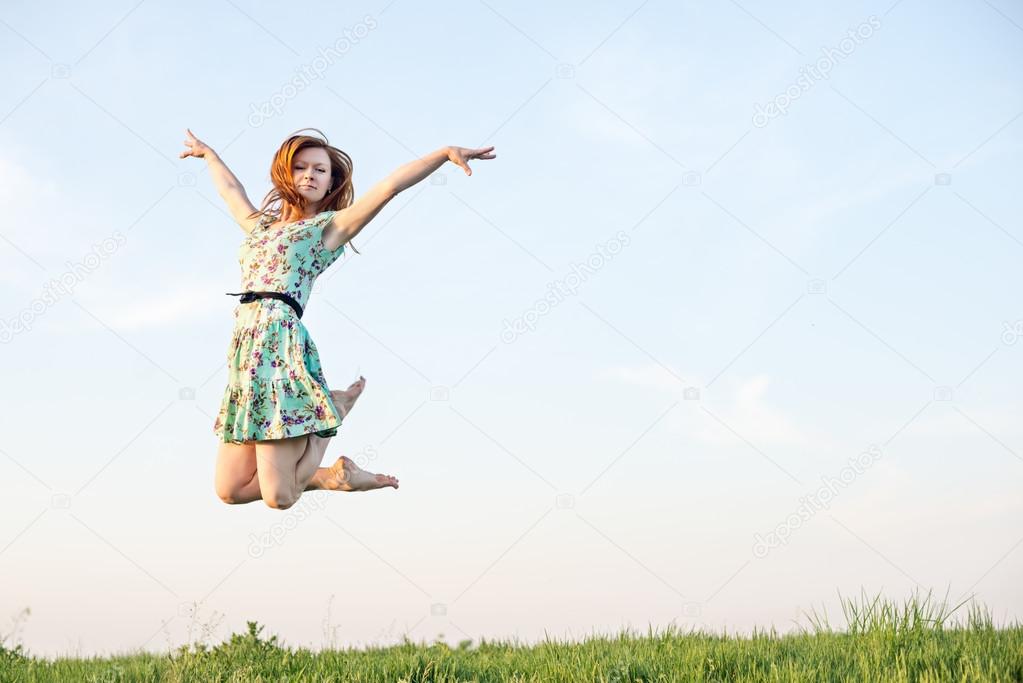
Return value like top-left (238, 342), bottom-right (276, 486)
top-left (213, 210), bottom-right (346, 444)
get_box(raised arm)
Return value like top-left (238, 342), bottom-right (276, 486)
top-left (325, 145), bottom-right (496, 250)
top-left (180, 129), bottom-right (259, 234)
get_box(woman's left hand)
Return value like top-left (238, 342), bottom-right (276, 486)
top-left (447, 145), bottom-right (497, 176)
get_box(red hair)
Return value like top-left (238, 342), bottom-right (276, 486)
top-left (250, 127), bottom-right (361, 255)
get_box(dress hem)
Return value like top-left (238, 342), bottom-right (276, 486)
top-left (215, 416), bottom-right (343, 444)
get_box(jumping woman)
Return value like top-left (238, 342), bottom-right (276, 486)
top-left (179, 128), bottom-right (496, 509)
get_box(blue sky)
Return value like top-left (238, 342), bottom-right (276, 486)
top-left (1, 0), bottom-right (1021, 658)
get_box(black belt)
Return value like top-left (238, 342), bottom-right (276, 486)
top-left (226, 290), bottom-right (304, 319)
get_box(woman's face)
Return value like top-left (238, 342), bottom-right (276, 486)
top-left (292, 147), bottom-right (332, 205)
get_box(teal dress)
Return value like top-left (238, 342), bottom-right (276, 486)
top-left (213, 210), bottom-right (346, 444)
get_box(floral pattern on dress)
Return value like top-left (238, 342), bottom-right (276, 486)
top-left (213, 210), bottom-right (347, 443)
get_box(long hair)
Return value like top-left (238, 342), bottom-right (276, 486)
top-left (249, 127), bottom-right (361, 255)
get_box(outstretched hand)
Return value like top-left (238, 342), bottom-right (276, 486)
top-left (447, 145), bottom-right (496, 176)
top-left (179, 128), bottom-right (214, 160)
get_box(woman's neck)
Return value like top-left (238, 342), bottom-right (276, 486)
top-left (281, 205), bottom-right (321, 222)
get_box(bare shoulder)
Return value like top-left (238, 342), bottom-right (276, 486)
top-left (322, 182), bottom-right (397, 250)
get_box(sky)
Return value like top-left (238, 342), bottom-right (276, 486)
top-left (1, 0), bottom-right (1022, 660)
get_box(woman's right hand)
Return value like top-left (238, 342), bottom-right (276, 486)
top-left (179, 128), bottom-right (214, 160)
top-left (446, 145), bottom-right (496, 176)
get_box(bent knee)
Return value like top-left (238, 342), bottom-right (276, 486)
top-left (263, 492), bottom-right (297, 510)
top-left (216, 486), bottom-right (242, 505)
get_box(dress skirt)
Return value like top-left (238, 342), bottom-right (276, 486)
top-left (213, 297), bottom-right (342, 443)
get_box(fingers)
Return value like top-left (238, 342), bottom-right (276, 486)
top-left (470, 146), bottom-right (496, 160)
top-left (181, 128), bottom-right (208, 160)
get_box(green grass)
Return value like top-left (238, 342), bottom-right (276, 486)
top-left (2, 590), bottom-right (1021, 682)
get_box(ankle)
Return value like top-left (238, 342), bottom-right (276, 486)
top-left (307, 467), bottom-right (338, 491)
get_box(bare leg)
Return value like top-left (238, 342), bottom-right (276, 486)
top-left (221, 376), bottom-right (396, 507)
top-left (292, 375), bottom-right (367, 492)
top-left (214, 441), bottom-right (263, 504)
top-left (219, 435), bottom-right (398, 504)
top-left (216, 437), bottom-right (332, 504)
top-left (225, 469), bottom-right (263, 503)
top-left (254, 436), bottom-right (307, 509)
top-left (294, 433), bottom-right (332, 492)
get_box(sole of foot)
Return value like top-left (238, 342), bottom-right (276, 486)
top-left (327, 455), bottom-right (399, 492)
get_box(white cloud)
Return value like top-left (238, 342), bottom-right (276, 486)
top-left (94, 282), bottom-right (227, 331)
top-left (596, 363), bottom-right (683, 393)
top-left (598, 364), bottom-right (824, 449)
top-left (898, 404), bottom-right (1022, 443)
top-left (38, 281), bottom-right (229, 334)
top-left (0, 156), bottom-right (60, 288)
top-left (693, 372), bottom-right (819, 448)
top-left (0, 155), bottom-right (59, 208)
top-left (838, 456), bottom-right (1022, 529)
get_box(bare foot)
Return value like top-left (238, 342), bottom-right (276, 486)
top-left (324, 455), bottom-right (399, 492)
top-left (330, 375), bottom-right (366, 419)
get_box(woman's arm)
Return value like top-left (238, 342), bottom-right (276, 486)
top-left (180, 129), bottom-right (259, 233)
top-left (326, 145), bottom-right (496, 249)
top-left (205, 151), bottom-right (259, 232)
top-left (391, 146), bottom-right (451, 194)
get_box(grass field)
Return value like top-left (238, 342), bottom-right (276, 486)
top-left (2, 591), bottom-right (1020, 682)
